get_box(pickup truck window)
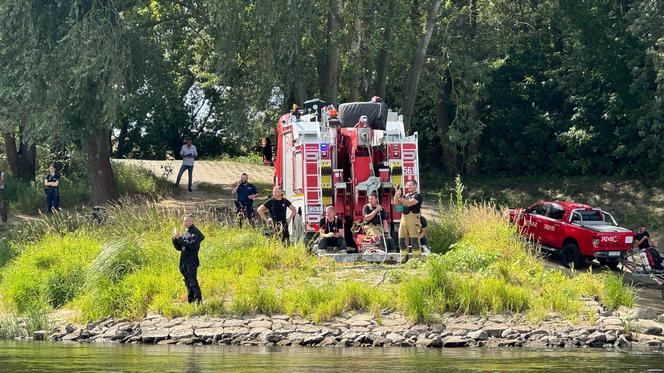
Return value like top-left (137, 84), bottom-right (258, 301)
top-left (570, 210), bottom-right (606, 224)
top-left (527, 205), bottom-right (548, 216)
top-left (547, 207), bottom-right (565, 220)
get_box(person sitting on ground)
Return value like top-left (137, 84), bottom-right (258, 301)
top-left (261, 137), bottom-right (273, 166)
top-left (44, 163), bottom-right (61, 213)
top-left (318, 205), bottom-right (347, 252)
top-left (362, 192), bottom-right (395, 251)
top-left (231, 173), bottom-right (258, 220)
top-left (419, 215), bottom-right (429, 249)
top-left (258, 186), bottom-right (297, 243)
top-left (635, 225), bottom-right (663, 270)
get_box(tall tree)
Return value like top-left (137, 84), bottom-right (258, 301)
top-left (402, 0), bottom-right (443, 133)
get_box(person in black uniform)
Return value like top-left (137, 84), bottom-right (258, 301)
top-left (261, 137), bottom-right (273, 166)
top-left (0, 169), bottom-right (6, 223)
top-left (172, 214), bottom-right (205, 303)
top-left (318, 205), bottom-right (347, 251)
top-left (231, 173), bottom-right (259, 220)
top-left (44, 163), bottom-right (60, 213)
top-left (258, 186), bottom-right (296, 243)
top-left (419, 215), bottom-right (429, 248)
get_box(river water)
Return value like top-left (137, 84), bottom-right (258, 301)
top-left (0, 341), bottom-right (662, 372)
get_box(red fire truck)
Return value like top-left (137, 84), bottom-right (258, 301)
top-left (273, 99), bottom-right (420, 261)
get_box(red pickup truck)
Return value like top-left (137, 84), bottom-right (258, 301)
top-left (509, 201), bottom-right (634, 269)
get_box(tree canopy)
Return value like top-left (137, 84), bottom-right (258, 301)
top-left (1, 0), bottom-right (664, 202)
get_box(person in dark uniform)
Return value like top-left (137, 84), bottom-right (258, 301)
top-left (0, 169), bottom-right (7, 223)
top-left (258, 186), bottom-right (296, 243)
top-left (171, 214), bottom-right (205, 303)
top-left (393, 180), bottom-right (423, 263)
top-left (231, 173), bottom-right (259, 220)
top-left (419, 215), bottom-right (429, 248)
top-left (44, 163), bottom-right (60, 213)
top-left (261, 137), bottom-right (273, 166)
top-left (318, 205), bottom-right (347, 251)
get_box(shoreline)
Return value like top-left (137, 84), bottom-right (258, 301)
top-left (13, 303), bottom-right (664, 351)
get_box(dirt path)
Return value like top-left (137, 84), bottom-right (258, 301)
top-left (116, 158), bottom-right (440, 217)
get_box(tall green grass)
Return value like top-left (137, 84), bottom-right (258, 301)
top-left (0, 187), bottom-right (635, 326)
top-left (396, 202), bottom-right (634, 323)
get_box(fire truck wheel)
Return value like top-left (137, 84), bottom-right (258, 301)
top-left (562, 243), bottom-right (584, 270)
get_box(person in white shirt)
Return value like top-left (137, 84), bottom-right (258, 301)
top-left (175, 138), bottom-right (198, 192)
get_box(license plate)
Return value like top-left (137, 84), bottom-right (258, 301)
top-left (608, 251), bottom-right (621, 258)
top-left (625, 236), bottom-right (633, 244)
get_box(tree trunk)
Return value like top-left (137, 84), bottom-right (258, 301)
top-left (3, 128), bottom-right (36, 182)
top-left (402, 0), bottom-right (443, 133)
top-left (323, 0), bottom-right (342, 103)
top-left (349, 0), bottom-right (364, 102)
top-left (375, 0), bottom-right (397, 98)
top-left (436, 69), bottom-right (457, 174)
top-left (82, 80), bottom-right (117, 204)
top-left (85, 127), bottom-right (118, 205)
top-left (2, 131), bottom-right (19, 177)
top-left (465, 0), bottom-right (481, 176)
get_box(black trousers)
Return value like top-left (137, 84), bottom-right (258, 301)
top-left (318, 236), bottom-right (347, 251)
top-left (273, 221), bottom-right (290, 243)
top-left (179, 263), bottom-right (202, 303)
top-left (0, 189), bottom-right (6, 223)
top-left (45, 188), bottom-right (60, 213)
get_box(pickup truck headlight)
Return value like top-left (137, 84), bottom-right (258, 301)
top-left (592, 238), bottom-right (600, 248)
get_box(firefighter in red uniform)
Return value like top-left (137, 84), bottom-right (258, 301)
top-left (394, 180), bottom-right (423, 263)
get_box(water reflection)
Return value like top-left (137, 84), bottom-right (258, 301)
top-left (0, 341), bottom-right (661, 373)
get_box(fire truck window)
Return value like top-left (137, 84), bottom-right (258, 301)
top-left (547, 207), bottom-right (565, 220)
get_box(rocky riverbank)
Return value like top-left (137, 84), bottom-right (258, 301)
top-left (18, 301), bottom-right (664, 350)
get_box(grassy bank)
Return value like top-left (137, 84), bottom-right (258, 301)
top-left (0, 195), bottom-right (634, 334)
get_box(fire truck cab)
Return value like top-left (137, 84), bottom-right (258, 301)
top-left (274, 98), bottom-right (420, 261)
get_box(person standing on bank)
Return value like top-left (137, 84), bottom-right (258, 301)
top-left (171, 214), bottom-right (205, 304)
top-left (258, 186), bottom-right (296, 243)
top-left (175, 138), bottom-right (197, 192)
top-left (232, 173), bottom-right (259, 220)
top-left (44, 163), bottom-right (61, 213)
top-left (394, 180), bottom-right (423, 263)
top-left (0, 169), bottom-right (7, 223)
top-left (261, 137), bottom-right (273, 166)
top-left (318, 205), bottom-right (347, 252)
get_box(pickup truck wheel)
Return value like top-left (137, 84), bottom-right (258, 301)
top-left (562, 243), bottom-right (584, 269)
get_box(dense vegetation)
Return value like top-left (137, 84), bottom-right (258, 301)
top-left (2, 1), bottom-right (664, 205)
top-left (0, 196), bottom-right (633, 336)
